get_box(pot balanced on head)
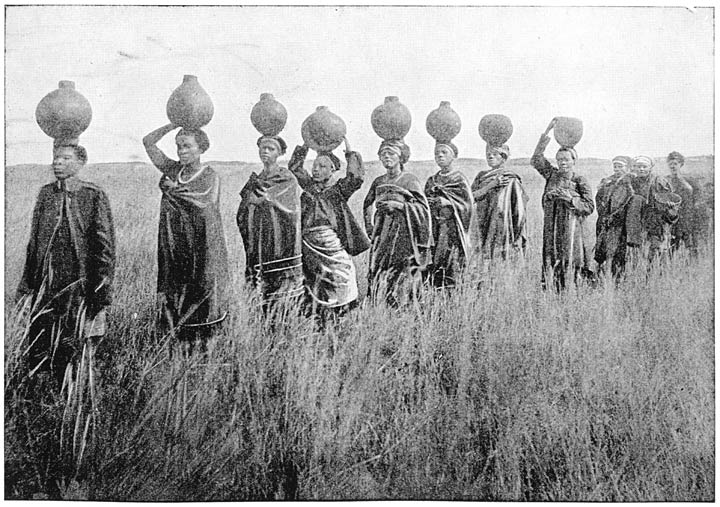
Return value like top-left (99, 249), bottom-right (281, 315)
top-left (531, 116), bottom-right (595, 291)
top-left (423, 101), bottom-right (472, 289)
top-left (472, 114), bottom-right (529, 262)
top-left (364, 96), bottom-right (432, 306)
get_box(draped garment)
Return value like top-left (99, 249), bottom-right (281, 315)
top-left (302, 226), bottom-right (358, 308)
top-left (471, 167), bottom-right (528, 260)
top-left (531, 152), bottom-right (595, 288)
top-left (157, 162), bottom-right (230, 330)
top-left (236, 166), bottom-right (304, 302)
top-left (594, 173), bottom-right (632, 273)
top-left (668, 174), bottom-right (706, 252)
top-left (623, 172), bottom-right (679, 257)
top-left (364, 171), bottom-right (432, 300)
top-left (424, 169), bottom-right (472, 287)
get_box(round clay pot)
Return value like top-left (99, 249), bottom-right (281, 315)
top-left (371, 96), bottom-right (412, 140)
top-left (478, 114), bottom-right (513, 146)
top-left (554, 117), bottom-right (583, 148)
top-left (166, 75), bottom-right (214, 129)
top-left (426, 101), bottom-right (461, 143)
top-left (35, 80), bottom-right (92, 141)
top-left (301, 106), bottom-right (347, 152)
top-left (251, 93), bottom-right (288, 136)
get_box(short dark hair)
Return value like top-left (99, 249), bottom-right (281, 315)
top-left (177, 128), bottom-right (210, 154)
top-left (667, 151), bottom-right (685, 165)
top-left (55, 143), bottom-right (88, 164)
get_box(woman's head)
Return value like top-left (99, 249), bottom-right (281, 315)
top-left (176, 128), bottom-right (209, 166)
top-left (612, 155), bottom-right (632, 175)
top-left (312, 151), bottom-right (340, 182)
top-left (257, 135), bottom-right (287, 166)
top-left (486, 144), bottom-right (510, 169)
top-left (434, 142), bottom-right (457, 169)
top-left (632, 155), bottom-right (654, 177)
top-left (378, 139), bottom-right (410, 172)
top-left (556, 147), bottom-right (577, 173)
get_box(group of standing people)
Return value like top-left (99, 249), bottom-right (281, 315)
top-left (593, 150), bottom-right (707, 279)
top-left (15, 117), bottom-right (708, 382)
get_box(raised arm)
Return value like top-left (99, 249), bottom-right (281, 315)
top-left (335, 141), bottom-right (365, 200)
top-left (143, 123), bottom-right (177, 172)
top-left (288, 144), bottom-right (313, 190)
top-left (531, 118), bottom-right (558, 180)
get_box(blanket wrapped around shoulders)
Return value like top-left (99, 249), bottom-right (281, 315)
top-left (158, 163), bottom-right (229, 328)
top-left (368, 172), bottom-right (433, 277)
top-left (236, 167), bottom-right (304, 301)
top-left (471, 167), bottom-right (528, 260)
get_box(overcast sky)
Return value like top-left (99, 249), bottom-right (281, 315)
top-left (5, 5), bottom-right (714, 165)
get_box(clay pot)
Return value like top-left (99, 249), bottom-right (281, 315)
top-left (35, 80), bottom-right (92, 141)
top-left (251, 93), bottom-right (287, 136)
top-left (166, 75), bottom-right (214, 130)
top-left (371, 96), bottom-right (411, 140)
top-left (478, 114), bottom-right (513, 146)
top-left (426, 101), bottom-right (461, 143)
top-left (301, 106), bottom-right (347, 152)
top-left (554, 117), bottom-right (583, 148)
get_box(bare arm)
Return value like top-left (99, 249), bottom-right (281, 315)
top-left (530, 118), bottom-right (558, 180)
top-left (335, 149), bottom-right (364, 200)
top-left (288, 144), bottom-right (313, 190)
top-left (143, 123), bottom-right (177, 172)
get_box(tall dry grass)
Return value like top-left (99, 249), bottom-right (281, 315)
top-left (4, 156), bottom-right (714, 500)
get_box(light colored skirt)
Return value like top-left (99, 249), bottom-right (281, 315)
top-left (302, 225), bottom-right (358, 308)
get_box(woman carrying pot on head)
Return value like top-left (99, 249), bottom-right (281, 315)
top-left (424, 141), bottom-right (472, 288)
top-left (472, 143), bottom-right (528, 261)
top-left (363, 139), bottom-right (432, 305)
top-left (143, 123), bottom-right (230, 343)
top-left (237, 135), bottom-right (305, 306)
top-left (531, 117), bottom-right (595, 290)
top-left (594, 155), bottom-right (633, 278)
top-left (288, 137), bottom-right (370, 320)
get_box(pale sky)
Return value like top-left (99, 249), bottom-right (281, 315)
top-left (4, 5), bottom-right (715, 165)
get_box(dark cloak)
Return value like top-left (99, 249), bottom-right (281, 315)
top-left (157, 163), bottom-right (230, 331)
top-left (236, 166), bottom-right (304, 302)
top-left (424, 168), bottom-right (472, 285)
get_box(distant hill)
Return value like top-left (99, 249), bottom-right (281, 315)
top-left (6, 155), bottom-right (714, 182)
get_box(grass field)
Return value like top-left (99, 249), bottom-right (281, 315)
top-left (4, 153), bottom-right (715, 500)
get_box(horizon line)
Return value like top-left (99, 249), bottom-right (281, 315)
top-left (6, 154), bottom-right (715, 168)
